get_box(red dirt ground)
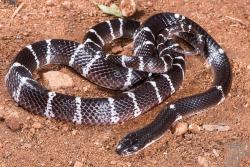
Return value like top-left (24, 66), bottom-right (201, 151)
top-left (0, 0), bottom-right (249, 166)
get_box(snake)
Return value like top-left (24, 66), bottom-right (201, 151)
top-left (5, 12), bottom-right (232, 156)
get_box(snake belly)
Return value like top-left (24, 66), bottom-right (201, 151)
top-left (5, 12), bottom-right (232, 156)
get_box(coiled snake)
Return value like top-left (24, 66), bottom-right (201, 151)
top-left (5, 13), bottom-right (232, 156)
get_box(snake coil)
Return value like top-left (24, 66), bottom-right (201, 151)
top-left (5, 13), bottom-right (232, 156)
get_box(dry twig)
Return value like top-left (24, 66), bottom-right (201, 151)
top-left (11, 2), bottom-right (25, 19)
top-left (225, 15), bottom-right (244, 24)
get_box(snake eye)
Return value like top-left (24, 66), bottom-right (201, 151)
top-left (114, 70), bottom-right (122, 78)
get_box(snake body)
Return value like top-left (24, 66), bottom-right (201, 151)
top-left (5, 13), bottom-right (232, 156)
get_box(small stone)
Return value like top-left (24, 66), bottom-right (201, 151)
top-left (120, 0), bottom-right (137, 17)
top-left (146, 1), bottom-right (153, 7)
top-left (188, 123), bottom-right (201, 133)
top-left (202, 125), bottom-right (214, 131)
top-left (43, 71), bottom-right (74, 90)
top-left (0, 142), bottom-right (3, 148)
top-left (22, 32), bottom-right (29, 36)
top-left (202, 124), bottom-right (230, 132)
top-left (61, 1), bottom-right (72, 10)
top-left (40, 163), bottom-right (46, 167)
top-left (62, 125), bottom-right (69, 132)
top-left (217, 125), bottom-right (230, 132)
top-left (151, 159), bottom-right (157, 164)
top-left (111, 45), bottom-right (123, 54)
top-left (21, 143), bottom-right (32, 149)
top-left (125, 162), bottom-right (132, 167)
top-left (212, 149), bottom-right (220, 157)
top-left (3, 151), bottom-right (12, 159)
top-left (72, 130), bottom-right (77, 135)
top-left (110, 160), bottom-right (117, 165)
top-left (68, 161), bottom-right (73, 166)
top-left (184, 133), bottom-right (193, 140)
top-left (26, 116), bottom-right (31, 120)
top-left (45, 0), bottom-right (54, 6)
top-left (30, 128), bottom-right (36, 134)
top-left (5, 117), bottom-right (22, 131)
top-left (121, 43), bottom-right (133, 55)
top-left (73, 161), bottom-right (83, 167)
top-left (82, 85), bottom-right (90, 92)
top-left (22, 15), bottom-right (29, 22)
top-left (247, 65), bottom-right (250, 70)
top-left (198, 156), bottom-right (209, 167)
top-left (94, 140), bottom-right (102, 146)
top-left (32, 122), bottom-right (43, 129)
top-left (172, 122), bottom-right (188, 136)
top-left (89, 12), bottom-right (94, 17)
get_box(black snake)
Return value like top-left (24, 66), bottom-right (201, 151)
top-left (5, 13), bottom-right (232, 156)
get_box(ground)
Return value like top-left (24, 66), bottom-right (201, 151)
top-left (0, 0), bottom-right (249, 167)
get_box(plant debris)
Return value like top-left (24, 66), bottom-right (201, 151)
top-left (90, 0), bottom-right (122, 17)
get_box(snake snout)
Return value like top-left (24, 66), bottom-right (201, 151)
top-left (116, 132), bottom-right (147, 156)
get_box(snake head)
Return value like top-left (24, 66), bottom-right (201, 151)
top-left (116, 132), bottom-right (149, 156)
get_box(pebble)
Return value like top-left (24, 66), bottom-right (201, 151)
top-left (111, 45), bottom-right (123, 54)
top-left (62, 125), bottom-right (69, 132)
top-left (61, 1), bottom-right (72, 10)
top-left (88, 12), bottom-right (96, 17)
top-left (5, 117), bottom-right (22, 131)
top-left (126, 162), bottom-right (132, 167)
top-left (21, 143), bottom-right (32, 149)
top-left (30, 128), bottom-right (36, 134)
top-left (68, 161), bottom-right (73, 166)
top-left (188, 123), bottom-right (201, 133)
top-left (247, 65), bottom-right (250, 70)
top-left (26, 116), bottom-right (32, 120)
top-left (32, 122), bottom-right (43, 129)
top-left (146, 1), bottom-right (153, 7)
top-left (121, 43), bottom-right (133, 55)
top-left (82, 85), bottom-right (90, 92)
top-left (212, 149), bottom-right (220, 157)
top-left (110, 160), bottom-right (117, 165)
top-left (73, 161), bottom-right (83, 167)
top-left (22, 31), bottom-right (30, 36)
top-left (43, 71), bottom-right (74, 90)
top-left (202, 124), bottom-right (230, 132)
top-left (172, 122), bottom-right (188, 136)
top-left (197, 156), bottom-right (209, 167)
top-left (3, 151), bottom-right (12, 159)
top-left (94, 141), bottom-right (102, 146)
top-left (45, 0), bottom-right (55, 6)
top-left (184, 133), bottom-right (193, 140)
top-left (72, 130), bottom-right (77, 135)
top-left (120, 0), bottom-right (137, 17)
top-left (244, 102), bottom-right (248, 108)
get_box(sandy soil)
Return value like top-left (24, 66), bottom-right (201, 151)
top-left (0, 0), bottom-right (249, 167)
